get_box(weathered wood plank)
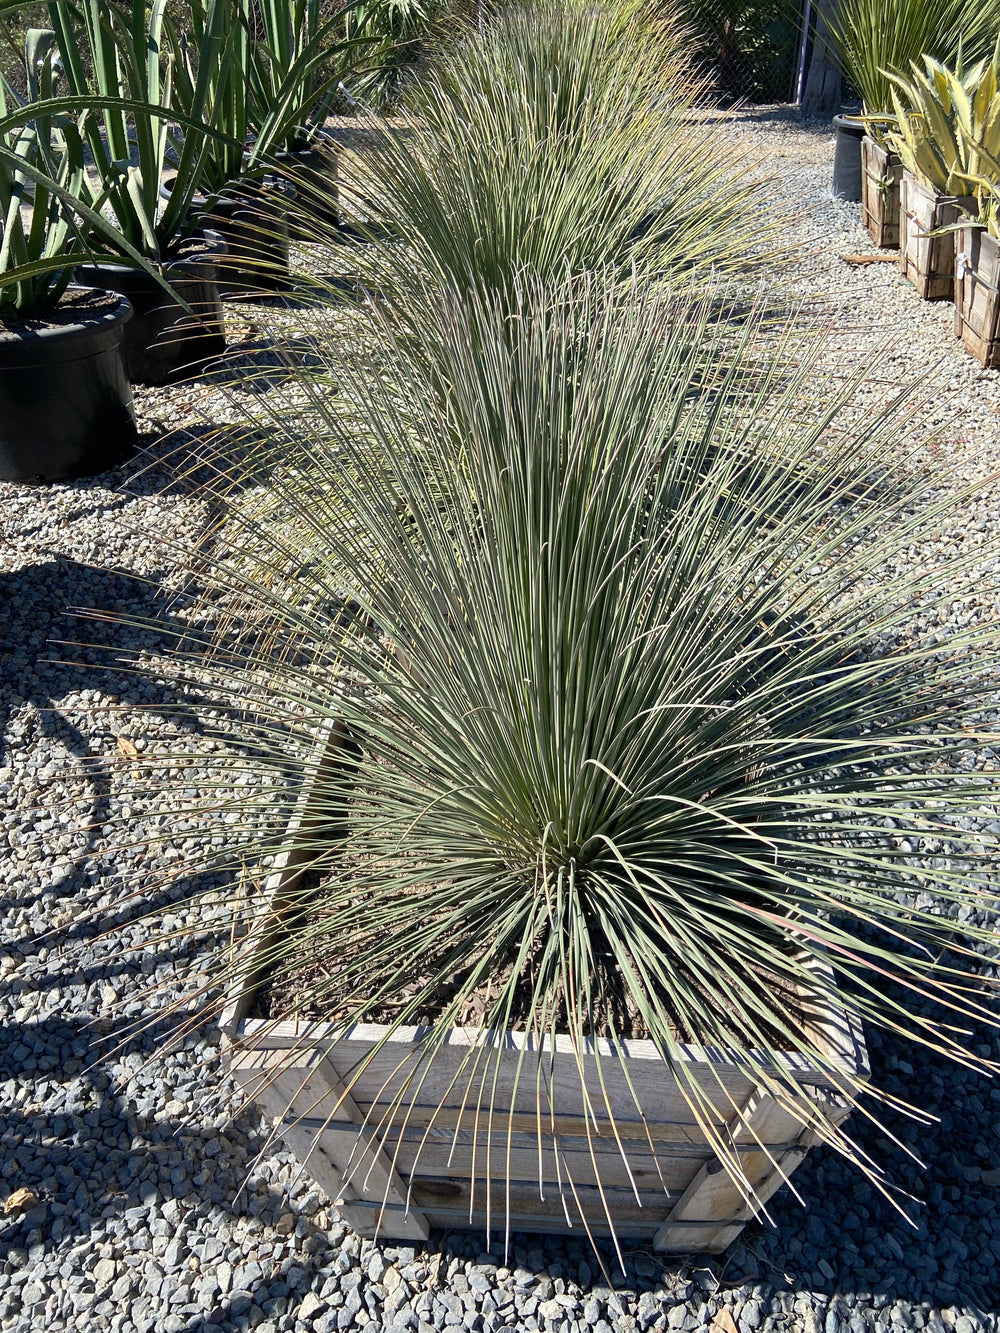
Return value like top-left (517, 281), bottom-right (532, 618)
top-left (403, 1175), bottom-right (676, 1235)
top-left (899, 171), bottom-right (975, 301)
top-left (651, 1093), bottom-right (812, 1253)
top-left (955, 224), bottom-right (1000, 369)
top-left (219, 716), bottom-right (354, 1043)
top-left (861, 137), bottom-right (903, 250)
top-left (326, 1105), bottom-right (724, 1142)
top-left (229, 1044), bottom-right (429, 1241)
top-left (368, 1132), bottom-right (703, 1193)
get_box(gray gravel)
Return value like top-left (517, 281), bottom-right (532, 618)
top-left (4, 106), bottom-right (1000, 1333)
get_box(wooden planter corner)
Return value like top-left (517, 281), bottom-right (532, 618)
top-left (955, 223), bottom-right (1000, 370)
top-left (861, 137), bottom-right (903, 249)
top-left (899, 171), bottom-right (976, 301)
top-left (220, 722), bottom-right (868, 1252)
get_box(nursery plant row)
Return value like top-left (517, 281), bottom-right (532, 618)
top-left (822, 0), bottom-right (1000, 365)
top-left (5, 0), bottom-right (1000, 1263)
top-left (0, 0), bottom-right (397, 482)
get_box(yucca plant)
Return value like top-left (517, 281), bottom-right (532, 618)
top-left (163, 0), bottom-right (366, 196)
top-left (823, 0), bottom-right (1000, 115)
top-left (103, 271), bottom-right (1000, 1250)
top-left (0, 28), bottom-right (157, 315)
top-left (339, 0), bottom-right (778, 325)
top-left (341, 0), bottom-right (448, 107)
top-left (885, 44), bottom-right (1000, 196)
top-left (242, 0), bottom-right (372, 163)
top-left (165, 0), bottom-right (251, 198)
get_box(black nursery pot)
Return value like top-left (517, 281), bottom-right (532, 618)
top-left (832, 113), bottom-right (866, 202)
top-left (271, 134), bottom-right (339, 239)
top-left (74, 231), bottom-right (227, 386)
top-left (0, 288), bottom-right (138, 485)
top-left (163, 177), bottom-right (293, 295)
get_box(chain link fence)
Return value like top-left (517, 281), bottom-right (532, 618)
top-left (676, 0), bottom-right (806, 105)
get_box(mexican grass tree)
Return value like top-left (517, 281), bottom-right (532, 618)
top-left (822, 0), bottom-right (1000, 115)
top-left (100, 273), bottom-right (1000, 1246)
top-left (337, 1), bottom-right (780, 307)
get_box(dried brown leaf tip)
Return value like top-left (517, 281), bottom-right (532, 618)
top-left (711, 1311), bottom-right (740, 1333)
top-left (116, 736), bottom-right (142, 780)
top-left (4, 1187), bottom-right (38, 1215)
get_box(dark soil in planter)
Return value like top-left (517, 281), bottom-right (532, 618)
top-left (0, 285), bottom-right (112, 336)
top-left (252, 877), bottom-right (811, 1047)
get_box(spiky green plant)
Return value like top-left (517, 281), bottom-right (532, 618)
top-left (104, 271), bottom-right (1000, 1250)
top-left (167, 0), bottom-right (358, 198)
top-left (341, 0), bottom-right (779, 308)
top-left (0, 0), bottom-right (248, 261)
top-left (242, 0), bottom-right (372, 160)
top-left (341, 0), bottom-right (449, 108)
top-left (0, 28), bottom-right (86, 315)
top-left (823, 0), bottom-right (1000, 114)
top-left (0, 29), bottom-right (162, 315)
top-left (884, 44), bottom-right (1000, 195)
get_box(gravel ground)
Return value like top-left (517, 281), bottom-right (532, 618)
top-left (4, 106), bottom-right (1000, 1333)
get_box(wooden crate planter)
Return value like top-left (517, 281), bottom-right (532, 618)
top-left (899, 171), bottom-right (976, 300)
top-left (221, 726), bottom-right (868, 1252)
top-left (955, 223), bottom-right (1000, 369)
top-left (861, 137), bottom-right (903, 249)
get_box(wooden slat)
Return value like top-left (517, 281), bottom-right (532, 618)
top-left (651, 1091), bottom-right (814, 1253)
top-left (956, 224), bottom-right (1000, 369)
top-left (329, 1104), bottom-right (723, 1142)
top-left (405, 1175), bottom-right (675, 1236)
top-left (368, 1132), bottom-right (704, 1193)
top-left (219, 717), bottom-right (356, 1043)
top-left (861, 137), bottom-right (902, 249)
top-left (899, 171), bottom-right (975, 301)
top-left (239, 1011), bottom-right (859, 1088)
top-left (229, 1044), bottom-right (430, 1241)
top-left (329, 1047), bottom-right (754, 1125)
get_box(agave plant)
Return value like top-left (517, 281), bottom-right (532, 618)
top-left (885, 44), bottom-right (1000, 196)
top-left (0, 28), bottom-right (85, 316)
top-left (103, 268), bottom-right (1000, 1249)
top-left (0, 27), bottom-right (157, 316)
top-left (165, 0), bottom-right (252, 198)
top-left (19, 0), bottom-right (241, 261)
top-left (344, 0), bottom-right (777, 314)
top-left (823, 0), bottom-right (1000, 114)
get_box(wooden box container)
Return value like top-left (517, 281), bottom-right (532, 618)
top-left (899, 171), bottom-right (976, 300)
top-left (955, 223), bottom-right (1000, 369)
top-left (861, 137), bottom-right (903, 249)
top-left (221, 727), bottom-right (868, 1252)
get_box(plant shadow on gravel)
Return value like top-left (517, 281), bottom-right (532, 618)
top-left (0, 556), bottom-right (173, 773)
top-left (0, 554), bottom-right (287, 913)
top-left (0, 1010), bottom-right (284, 1271)
top-left (3, 933), bottom-right (1000, 1327)
top-left (128, 420), bottom-right (309, 501)
top-left (744, 932), bottom-right (1000, 1316)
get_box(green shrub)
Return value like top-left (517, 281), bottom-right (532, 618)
top-left (345, 0), bottom-right (778, 315)
top-left (115, 272), bottom-right (1000, 1233)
